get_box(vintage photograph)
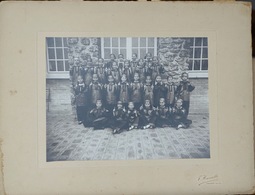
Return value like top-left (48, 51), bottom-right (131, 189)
top-left (46, 37), bottom-right (209, 161)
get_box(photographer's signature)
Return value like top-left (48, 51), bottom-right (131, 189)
top-left (198, 175), bottom-right (221, 186)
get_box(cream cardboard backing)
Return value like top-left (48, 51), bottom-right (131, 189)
top-left (0, 1), bottom-right (254, 194)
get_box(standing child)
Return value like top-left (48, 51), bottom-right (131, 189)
top-left (104, 75), bottom-right (118, 114)
top-left (121, 60), bottom-right (133, 82)
top-left (130, 53), bottom-right (138, 70)
top-left (88, 99), bottom-right (110, 130)
top-left (171, 99), bottom-right (192, 130)
top-left (165, 75), bottom-right (177, 108)
top-left (89, 74), bottom-right (102, 106)
top-left (176, 72), bottom-right (195, 117)
top-left (130, 72), bottom-right (143, 109)
top-left (111, 61), bottom-right (120, 83)
top-left (139, 99), bottom-right (156, 129)
top-left (112, 101), bottom-right (128, 134)
top-left (143, 75), bottom-right (154, 106)
top-left (127, 102), bottom-right (140, 130)
top-left (106, 53), bottom-right (116, 69)
top-left (156, 98), bottom-right (171, 128)
top-left (118, 74), bottom-right (130, 109)
top-left (74, 76), bottom-right (89, 125)
top-left (95, 58), bottom-right (106, 83)
top-left (153, 75), bottom-right (167, 107)
top-left (117, 53), bottom-right (125, 70)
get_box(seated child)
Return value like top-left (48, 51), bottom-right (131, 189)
top-left (171, 99), bottom-right (192, 130)
top-left (156, 98), bottom-right (171, 128)
top-left (112, 101), bottom-right (128, 134)
top-left (88, 99), bottom-right (110, 130)
top-left (127, 102), bottom-right (139, 131)
top-left (176, 72), bottom-right (195, 117)
top-left (139, 99), bottom-right (156, 129)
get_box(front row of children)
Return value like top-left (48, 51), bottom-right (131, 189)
top-left (85, 98), bottom-right (192, 134)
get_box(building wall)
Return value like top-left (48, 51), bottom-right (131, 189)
top-left (46, 78), bottom-right (208, 114)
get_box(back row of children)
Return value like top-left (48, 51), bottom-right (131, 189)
top-left (73, 53), bottom-right (195, 131)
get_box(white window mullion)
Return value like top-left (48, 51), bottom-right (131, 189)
top-left (61, 38), bottom-right (66, 71)
top-left (200, 38), bottom-right (203, 71)
top-left (192, 38), bottom-right (195, 71)
top-left (54, 38), bottom-right (58, 72)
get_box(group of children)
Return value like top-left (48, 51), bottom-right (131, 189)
top-left (72, 53), bottom-right (195, 134)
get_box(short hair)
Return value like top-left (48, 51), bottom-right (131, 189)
top-left (181, 72), bottom-right (188, 77)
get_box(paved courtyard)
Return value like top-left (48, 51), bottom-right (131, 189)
top-left (46, 110), bottom-right (210, 161)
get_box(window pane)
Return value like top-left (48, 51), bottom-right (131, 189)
top-left (120, 49), bottom-right (126, 58)
top-left (194, 60), bottom-right (201, 70)
top-left (104, 48), bottom-right (111, 59)
top-left (140, 48), bottom-right (146, 59)
top-left (57, 61), bottom-right (64, 71)
top-left (47, 38), bottom-right (54, 47)
top-left (194, 48), bottom-right (201, 58)
top-left (112, 37), bottom-right (118, 47)
top-left (120, 38), bottom-right (126, 47)
top-left (65, 61), bottom-right (69, 71)
top-left (64, 48), bottom-right (68, 59)
top-left (203, 38), bottom-right (208, 46)
top-left (49, 61), bottom-right (56, 71)
top-left (195, 38), bottom-right (202, 46)
top-left (203, 48), bottom-right (208, 58)
top-left (202, 60), bottom-right (208, 70)
top-left (132, 38), bottom-right (138, 47)
top-left (112, 48), bottom-right (118, 58)
top-left (104, 38), bottom-right (110, 47)
top-left (140, 37), bottom-right (146, 47)
top-left (56, 48), bottom-right (63, 59)
top-left (148, 37), bottom-right (154, 47)
top-left (132, 49), bottom-right (138, 57)
top-left (55, 38), bottom-right (62, 47)
top-left (63, 38), bottom-right (68, 47)
top-left (148, 48), bottom-right (154, 56)
top-left (188, 60), bottom-right (193, 70)
top-left (48, 48), bottom-right (55, 59)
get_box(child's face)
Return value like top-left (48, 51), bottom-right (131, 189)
top-left (176, 100), bottom-right (182, 107)
top-left (121, 75), bottom-right (127, 83)
top-left (182, 74), bottom-right (188, 81)
top-left (138, 60), bottom-right (144, 67)
top-left (96, 100), bottom-right (102, 108)
top-left (156, 76), bottom-right (162, 83)
top-left (128, 102), bottom-right (135, 110)
top-left (108, 76), bottom-right (114, 83)
top-left (124, 61), bottom-right (129, 68)
top-left (134, 73), bottom-right (139, 81)
top-left (118, 54), bottom-right (124, 59)
top-left (98, 58), bottom-right (104, 65)
top-left (159, 98), bottom-right (165, 107)
top-left (117, 103), bottom-right (123, 109)
top-left (152, 57), bottom-right (158, 63)
top-left (92, 74), bottom-right (98, 82)
top-left (112, 62), bottom-right (118, 70)
top-left (145, 100), bottom-right (150, 108)
top-left (145, 76), bottom-right (152, 84)
top-left (132, 54), bottom-right (137, 60)
top-left (77, 77), bottom-right (83, 83)
top-left (110, 54), bottom-right (115, 61)
top-left (168, 76), bottom-right (173, 83)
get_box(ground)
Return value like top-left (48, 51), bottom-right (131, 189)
top-left (46, 111), bottom-right (210, 161)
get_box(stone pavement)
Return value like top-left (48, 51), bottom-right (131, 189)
top-left (46, 111), bottom-right (210, 161)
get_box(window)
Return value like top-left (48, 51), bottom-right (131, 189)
top-left (101, 37), bottom-right (157, 60)
top-left (46, 38), bottom-right (69, 73)
top-left (188, 37), bottom-right (208, 72)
